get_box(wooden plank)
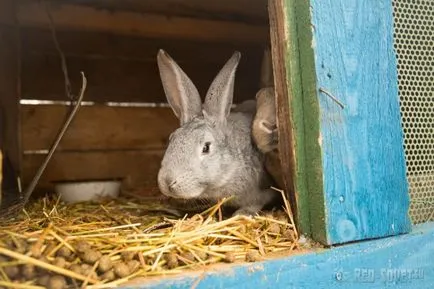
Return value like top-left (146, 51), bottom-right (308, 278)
top-left (21, 105), bottom-right (178, 151)
top-left (16, 1), bottom-right (269, 44)
top-left (21, 49), bottom-right (262, 103)
top-left (21, 28), bottom-right (264, 65)
top-left (53, 0), bottom-right (269, 25)
top-left (0, 0), bottom-right (21, 180)
top-left (22, 150), bottom-right (165, 192)
top-left (121, 222), bottom-right (434, 289)
top-left (268, 1), bottom-right (308, 233)
top-left (0, 0), bottom-right (15, 25)
top-left (303, 0), bottom-right (411, 244)
top-left (292, 0), bottom-right (328, 245)
top-left (283, 0), bottom-right (328, 242)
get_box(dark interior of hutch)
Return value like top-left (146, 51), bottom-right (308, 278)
top-left (0, 0), bottom-right (281, 211)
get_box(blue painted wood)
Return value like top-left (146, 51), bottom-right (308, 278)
top-left (308, 0), bottom-right (411, 244)
top-left (120, 222), bottom-right (434, 289)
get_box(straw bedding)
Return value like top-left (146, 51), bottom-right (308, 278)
top-left (0, 190), bottom-right (316, 288)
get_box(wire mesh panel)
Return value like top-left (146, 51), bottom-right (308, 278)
top-left (392, 0), bottom-right (434, 223)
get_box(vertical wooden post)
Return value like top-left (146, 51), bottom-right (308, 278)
top-left (0, 0), bottom-right (21, 204)
top-left (270, 0), bottom-right (411, 245)
top-left (269, 0), bottom-right (317, 236)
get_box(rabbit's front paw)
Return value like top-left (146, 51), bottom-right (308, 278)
top-left (232, 205), bottom-right (262, 217)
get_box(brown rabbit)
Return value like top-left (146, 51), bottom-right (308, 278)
top-left (252, 47), bottom-right (284, 189)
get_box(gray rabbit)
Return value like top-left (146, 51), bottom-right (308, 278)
top-left (156, 49), bottom-right (278, 216)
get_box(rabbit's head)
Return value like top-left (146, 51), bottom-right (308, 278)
top-left (156, 50), bottom-right (242, 200)
top-left (252, 87), bottom-right (278, 153)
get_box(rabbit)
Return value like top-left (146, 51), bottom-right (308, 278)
top-left (156, 49), bottom-right (279, 216)
top-left (253, 87), bottom-right (284, 189)
top-left (252, 87), bottom-right (278, 153)
top-left (253, 46), bottom-right (277, 153)
top-left (252, 47), bottom-right (284, 189)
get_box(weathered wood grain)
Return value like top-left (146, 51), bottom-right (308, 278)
top-left (21, 28), bottom-right (264, 65)
top-left (121, 222), bottom-right (434, 289)
top-left (21, 48), bottom-right (262, 103)
top-left (22, 150), bottom-right (165, 192)
top-left (21, 105), bottom-right (177, 151)
top-left (268, 0), bottom-right (305, 232)
top-left (0, 0), bottom-right (21, 182)
top-left (291, 0), bottom-right (327, 243)
top-left (16, 2), bottom-right (268, 44)
top-left (52, 0), bottom-right (269, 25)
top-left (308, 0), bottom-right (410, 244)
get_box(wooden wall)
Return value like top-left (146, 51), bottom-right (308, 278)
top-left (21, 105), bottom-right (177, 192)
top-left (20, 29), bottom-right (265, 104)
top-left (0, 0), bottom-right (21, 205)
top-left (52, 0), bottom-right (269, 25)
top-left (16, 0), bottom-right (270, 193)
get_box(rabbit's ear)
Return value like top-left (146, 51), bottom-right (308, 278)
top-left (203, 51), bottom-right (241, 124)
top-left (157, 49), bottom-right (202, 125)
top-left (260, 46), bottom-right (274, 88)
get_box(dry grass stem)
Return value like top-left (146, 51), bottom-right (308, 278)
top-left (0, 190), bottom-right (304, 287)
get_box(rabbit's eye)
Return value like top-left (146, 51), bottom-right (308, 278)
top-left (202, 142), bottom-right (211, 154)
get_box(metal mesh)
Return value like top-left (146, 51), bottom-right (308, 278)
top-left (392, 0), bottom-right (434, 223)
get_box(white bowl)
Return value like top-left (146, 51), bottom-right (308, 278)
top-left (54, 180), bottom-right (121, 204)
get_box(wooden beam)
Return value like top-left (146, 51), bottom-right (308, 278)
top-left (122, 222), bottom-right (434, 289)
top-left (268, 0), bottom-right (308, 233)
top-left (22, 150), bottom-right (165, 193)
top-left (21, 105), bottom-right (177, 151)
top-left (0, 0), bottom-right (20, 181)
top-left (16, 1), bottom-right (268, 44)
top-left (294, 0), bottom-right (411, 245)
top-left (21, 28), bottom-right (264, 65)
top-left (21, 44), bottom-right (262, 103)
top-left (53, 0), bottom-right (269, 25)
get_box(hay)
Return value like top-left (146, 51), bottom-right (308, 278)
top-left (0, 190), bottom-right (303, 288)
